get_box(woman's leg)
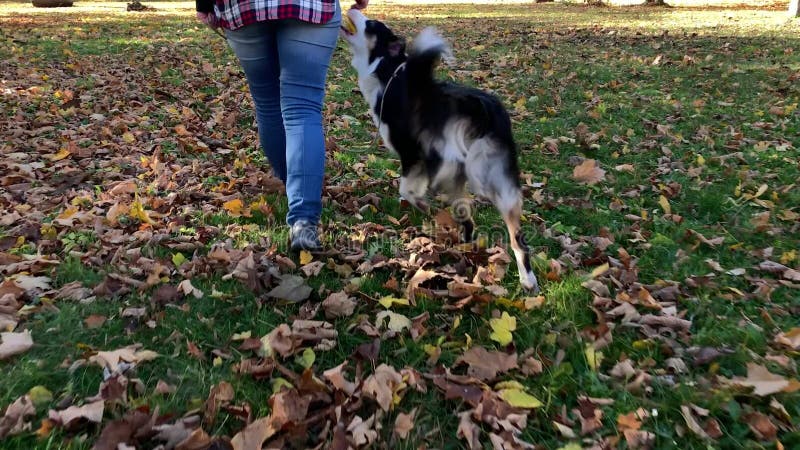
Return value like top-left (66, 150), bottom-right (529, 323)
top-left (225, 22), bottom-right (288, 183)
top-left (275, 5), bottom-right (341, 226)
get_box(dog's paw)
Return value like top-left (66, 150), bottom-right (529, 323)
top-left (520, 272), bottom-right (540, 294)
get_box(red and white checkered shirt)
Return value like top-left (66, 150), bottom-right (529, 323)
top-left (201, 0), bottom-right (336, 30)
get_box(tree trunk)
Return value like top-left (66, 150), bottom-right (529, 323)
top-left (790, 0), bottom-right (800, 17)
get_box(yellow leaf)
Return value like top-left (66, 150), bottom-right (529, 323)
top-left (299, 250), bottom-right (313, 265)
top-left (498, 388), bottom-right (543, 409)
top-left (696, 154), bottom-right (705, 166)
top-left (376, 311), bottom-right (411, 333)
top-left (585, 345), bottom-right (604, 371)
top-left (57, 206), bottom-right (79, 220)
top-left (172, 253), bottom-right (187, 267)
top-left (590, 263), bottom-right (609, 279)
top-left (659, 195), bottom-right (671, 215)
top-left (556, 444), bottom-right (582, 450)
top-left (232, 331), bottom-right (251, 341)
top-left (130, 198), bottom-right (153, 224)
top-left (28, 386), bottom-right (53, 406)
top-left (50, 148), bottom-right (72, 161)
top-left (495, 380), bottom-right (525, 391)
top-left (122, 132), bottom-right (135, 143)
top-left (780, 250), bottom-right (797, 265)
top-left (271, 377), bottom-right (293, 394)
top-left (378, 296), bottom-right (410, 309)
top-left (489, 312), bottom-right (516, 346)
top-left (213, 356), bottom-right (223, 367)
top-left (452, 314), bottom-right (461, 330)
top-left (223, 198), bottom-right (244, 217)
top-left (296, 348), bottom-right (315, 369)
top-left (423, 344), bottom-right (439, 357)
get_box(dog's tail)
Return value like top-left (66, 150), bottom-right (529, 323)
top-left (406, 27), bottom-right (452, 90)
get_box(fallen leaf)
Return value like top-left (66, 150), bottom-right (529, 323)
top-left (89, 345), bottom-right (159, 371)
top-left (0, 330), bottom-right (33, 360)
top-left (489, 311), bottom-right (516, 346)
top-left (348, 414), bottom-right (378, 446)
top-left (203, 381), bottom-right (234, 426)
top-left (393, 408), bottom-right (416, 440)
top-left (572, 159), bottom-right (606, 185)
top-left (774, 327), bottom-right (800, 350)
top-left (730, 363), bottom-right (796, 396)
top-left (231, 417), bottom-right (275, 450)
top-left (321, 291), bottom-right (356, 319)
top-left (680, 405), bottom-right (710, 440)
top-left (223, 198), bottom-right (245, 217)
top-left (377, 296), bottom-right (410, 309)
top-left (84, 314), bottom-right (107, 329)
top-left (266, 275), bottom-right (312, 303)
top-left (498, 388), bottom-right (543, 409)
top-left (363, 364), bottom-right (403, 411)
top-left (177, 279), bottom-right (203, 299)
top-left (375, 310), bottom-right (411, 334)
top-left (744, 412), bottom-right (777, 441)
top-left (322, 362), bottom-right (357, 395)
top-left (299, 250), bottom-right (313, 265)
top-left (457, 411), bottom-right (481, 450)
top-left (0, 395), bottom-right (36, 439)
top-left (456, 346), bottom-right (518, 381)
top-left (49, 400), bottom-right (104, 428)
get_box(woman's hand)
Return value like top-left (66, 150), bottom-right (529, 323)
top-left (196, 11), bottom-right (218, 29)
top-left (351, 0), bottom-right (368, 10)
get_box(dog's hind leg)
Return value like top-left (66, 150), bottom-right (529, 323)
top-left (493, 189), bottom-right (539, 293)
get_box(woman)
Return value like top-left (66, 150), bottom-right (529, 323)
top-left (196, 0), bottom-right (368, 251)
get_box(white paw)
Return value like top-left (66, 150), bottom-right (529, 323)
top-left (520, 272), bottom-right (540, 294)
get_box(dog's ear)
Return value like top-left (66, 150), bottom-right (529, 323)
top-left (388, 37), bottom-right (406, 57)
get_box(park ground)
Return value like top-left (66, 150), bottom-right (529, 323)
top-left (1, 1), bottom-right (799, 449)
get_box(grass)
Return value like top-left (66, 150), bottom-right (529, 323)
top-left (2, 1), bottom-right (800, 449)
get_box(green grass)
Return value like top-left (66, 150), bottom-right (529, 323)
top-left (1, 1), bottom-right (800, 449)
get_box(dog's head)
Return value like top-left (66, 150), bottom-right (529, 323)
top-left (340, 9), bottom-right (406, 68)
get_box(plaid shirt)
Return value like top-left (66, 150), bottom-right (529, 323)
top-left (197, 0), bottom-right (336, 30)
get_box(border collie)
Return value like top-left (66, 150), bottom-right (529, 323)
top-left (340, 10), bottom-right (539, 292)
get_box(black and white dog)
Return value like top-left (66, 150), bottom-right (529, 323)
top-left (340, 9), bottom-right (539, 292)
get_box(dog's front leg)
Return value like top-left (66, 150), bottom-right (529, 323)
top-left (399, 164), bottom-right (430, 214)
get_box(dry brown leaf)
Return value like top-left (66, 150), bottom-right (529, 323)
top-left (321, 291), bottom-right (356, 319)
top-left (679, 405), bottom-right (710, 440)
top-left (49, 400), bottom-right (105, 427)
top-left (0, 330), bottom-right (33, 360)
top-left (203, 381), bottom-right (234, 425)
top-left (394, 408), bottom-right (416, 440)
top-left (457, 410), bottom-right (481, 450)
top-left (0, 395), bottom-right (36, 438)
top-left (363, 364), bottom-right (403, 411)
top-left (744, 412), bottom-right (777, 441)
top-left (574, 398), bottom-right (603, 435)
top-left (455, 346), bottom-right (518, 381)
top-left (730, 363), bottom-right (796, 396)
top-left (266, 275), bottom-right (312, 303)
top-left (774, 327), bottom-right (800, 350)
top-left (231, 417), bottom-right (276, 450)
top-left (347, 414), bottom-right (378, 447)
top-left (89, 345), bottom-right (159, 371)
top-left (175, 427), bottom-right (213, 450)
top-left (322, 362), bottom-right (357, 395)
top-left (84, 314), bottom-right (107, 329)
top-left (572, 159), bottom-right (606, 185)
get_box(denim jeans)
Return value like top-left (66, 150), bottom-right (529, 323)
top-left (225, 5), bottom-right (341, 226)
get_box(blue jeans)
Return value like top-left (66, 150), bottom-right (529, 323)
top-left (226, 6), bottom-right (340, 226)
